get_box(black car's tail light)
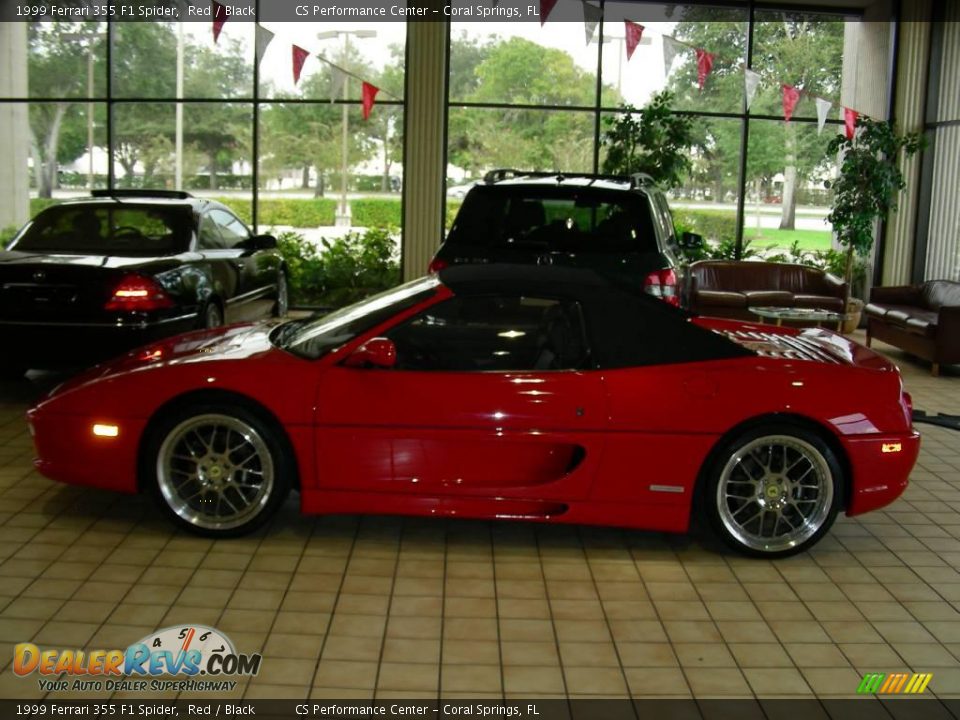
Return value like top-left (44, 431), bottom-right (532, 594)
top-left (105, 275), bottom-right (174, 312)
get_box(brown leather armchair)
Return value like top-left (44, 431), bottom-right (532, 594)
top-left (865, 280), bottom-right (960, 376)
top-left (688, 260), bottom-right (847, 321)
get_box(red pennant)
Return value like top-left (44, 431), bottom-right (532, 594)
top-left (292, 45), bottom-right (309, 85)
top-left (540, 0), bottom-right (558, 25)
top-left (624, 22), bottom-right (645, 61)
top-left (361, 82), bottom-right (379, 121)
top-left (782, 84), bottom-right (801, 122)
top-left (212, 1), bottom-right (227, 44)
top-left (695, 49), bottom-right (715, 90)
top-left (844, 107), bottom-right (859, 140)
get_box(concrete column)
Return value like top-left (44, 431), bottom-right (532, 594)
top-left (401, 15), bottom-right (448, 281)
top-left (882, 2), bottom-right (932, 285)
top-left (0, 22), bottom-right (30, 231)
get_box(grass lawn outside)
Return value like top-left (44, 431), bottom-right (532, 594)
top-left (745, 228), bottom-right (834, 252)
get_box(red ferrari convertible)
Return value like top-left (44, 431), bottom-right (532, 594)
top-left (27, 266), bottom-right (919, 557)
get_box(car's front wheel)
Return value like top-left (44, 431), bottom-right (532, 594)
top-left (704, 423), bottom-right (843, 558)
top-left (145, 403), bottom-right (292, 537)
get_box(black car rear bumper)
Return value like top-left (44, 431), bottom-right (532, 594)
top-left (1, 313), bottom-right (197, 368)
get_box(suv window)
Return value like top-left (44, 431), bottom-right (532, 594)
top-left (446, 186), bottom-right (659, 255)
top-left (386, 295), bottom-right (590, 372)
top-left (197, 215), bottom-right (226, 250)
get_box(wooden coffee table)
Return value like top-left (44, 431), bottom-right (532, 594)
top-left (750, 306), bottom-right (845, 332)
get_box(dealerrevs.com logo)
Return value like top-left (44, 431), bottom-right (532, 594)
top-left (13, 625), bottom-right (262, 693)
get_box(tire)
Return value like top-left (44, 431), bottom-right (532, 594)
top-left (201, 301), bottom-right (223, 329)
top-left (272, 271), bottom-right (289, 318)
top-left (703, 422), bottom-right (843, 558)
top-left (144, 402), bottom-right (293, 537)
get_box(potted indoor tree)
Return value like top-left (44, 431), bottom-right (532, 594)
top-left (826, 117), bottom-right (924, 331)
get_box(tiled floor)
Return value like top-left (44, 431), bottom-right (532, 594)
top-left (0, 333), bottom-right (958, 701)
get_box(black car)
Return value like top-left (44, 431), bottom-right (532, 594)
top-left (0, 190), bottom-right (287, 377)
top-left (432, 170), bottom-right (697, 306)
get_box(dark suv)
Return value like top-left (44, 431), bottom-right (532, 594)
top-left (431, 170), bottom-right (688, 306)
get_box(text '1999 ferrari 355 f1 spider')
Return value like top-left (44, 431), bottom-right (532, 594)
top-left (27, 265), bottom-right (919, 557)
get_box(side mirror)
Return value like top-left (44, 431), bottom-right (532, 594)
top-left (344, 337), bottom-right (397, 369)
top-left (679, 231), bottom-right (704, 250)
top-left (244, 234), bottom-right (277, 250)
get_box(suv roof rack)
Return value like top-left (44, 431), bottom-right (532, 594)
top-left (483, 168), bottom-right (656, 189)
top-left (90, 189), bottom-right (193, 200)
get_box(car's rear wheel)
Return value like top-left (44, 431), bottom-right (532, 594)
top-left (146, 404), bottom-right (292, 537)
top-left (273, 271), bottom-right (289, 318)
top-left (202, 301), bottom-right (223, 329)
top-left (704, 423), bottom-right (843, 558)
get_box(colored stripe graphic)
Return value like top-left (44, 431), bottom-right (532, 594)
top-left (857, 673), bottom-right (932, 694)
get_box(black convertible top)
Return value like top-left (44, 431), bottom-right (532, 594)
top-left (438, 264), bottom-right (752, 369)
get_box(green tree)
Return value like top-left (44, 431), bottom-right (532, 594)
top-left (601, 91), bottom-right (697, 188)
top-left (669, 11), bottom-right (843, 227)
top-left (27, 21), bottom-right (106, 198)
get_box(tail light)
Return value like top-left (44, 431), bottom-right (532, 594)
top-left (645, 269), bottom-right (680, 307)
top-left (105, 275), bottom-right (174, 312)
top-left (428, 257), bottom-right (448, 274)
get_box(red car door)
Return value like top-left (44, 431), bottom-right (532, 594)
top-left (314, 294), bottom-right (607, 502)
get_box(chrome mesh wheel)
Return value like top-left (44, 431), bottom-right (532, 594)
top-left (716, 434), bottom-right (834, 554)
top-left (156, 413), bottom-right (275, 531)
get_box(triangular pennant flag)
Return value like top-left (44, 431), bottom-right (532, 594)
top-left (582, 2), bottom-right (602, 46)
top-left (329, 68), bottom-right (346, 103)
top-left (361, 82), bottom-right (379, 121)
top-left (540, 0), bottom-right (558, 25)
top-left (844, 107), bottom-right (859, 139)
top-left (744, 69), bottom-right (761, 110)
top-left (815, 97), bottom-right (832, 134)
top-left (782, 84), bottom-right (801, 122)
top-left (662, 36), bottom-right (682, 75)
top-left (212, 1), bottom-right (227, 43)
top-left (695, 48), bottom-right (715, 90)
top-left (624, 21), bottom-right (644, 61)
top-left (292, 45), bottom-right (309, 85)
top-left (254, 25), bottom-right (274, 67)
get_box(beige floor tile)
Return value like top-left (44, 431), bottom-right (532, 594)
top-left (558, 641), bottom-right (620, 667)
top-left (563, 666), bottom-right (627, 695)
top-left (800, 667), bottom-right (863, 696)
top-left (684, 668), bottom-right (752, 697)
top-left (728, 642), bottom-right (794, 668)
top-left (502, 665), bottom-right (565, 694)
top-left (313, 660), bottom-right (378, 690)
top-left (623, 667), bottom-right (689, 696)
top-left (442, 664), bottom-right (501, 692)
top-left (444, 639), bottom-right (500, 665)
top-left (376, 662), bottom-right (439, 692)
top-left (743, 668), bottom-right (813, 696)
top-left (673, 642), bottom-right (737, 667)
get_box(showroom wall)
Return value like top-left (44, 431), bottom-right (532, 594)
top-left (921, 2), bottom-right (960, 282)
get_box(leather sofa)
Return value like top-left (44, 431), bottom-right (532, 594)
top-left (687, 260), bottom-right (847, 321)
top-left (865, 280), bottom-right (960, 376)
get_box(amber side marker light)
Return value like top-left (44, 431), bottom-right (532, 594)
top-left (92, 424), bottom-right (120, 438)
top-left (882, 443), bottom-right (902, 453)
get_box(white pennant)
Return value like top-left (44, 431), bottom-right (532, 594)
top-left (744, 69), bottom-right (761, 110)
top-left (815, 97), bottom-right (833, 134)
top-left (662, 36), bottom-right (682, 76)
top-left (254, 25), bottom-right (274, 67)
top-left (582, 2), bottom-right (602, 46)
top-left (329, 68), bottom-right (346, 102)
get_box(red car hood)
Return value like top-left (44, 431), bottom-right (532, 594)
top-left (693, 316), bottom-right (895, 371)
top-left (47, 321), bottom-right (286, 399)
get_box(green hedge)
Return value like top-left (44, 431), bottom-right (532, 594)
top-left (210, 197), bottom-right (338, 228)
top-left (351, 198), bottom-right (401, 229)
top-left (276, 228), bottom-right (400, 308)
top-left (672, 208), bottom-right (738, 245)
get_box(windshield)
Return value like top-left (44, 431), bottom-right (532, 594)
top-left (446, 186), bottom-right (659, 255)
top-left (11, 204), bottom-right (192, 256)
top-left (277, 276), bottom-right (441, 360)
